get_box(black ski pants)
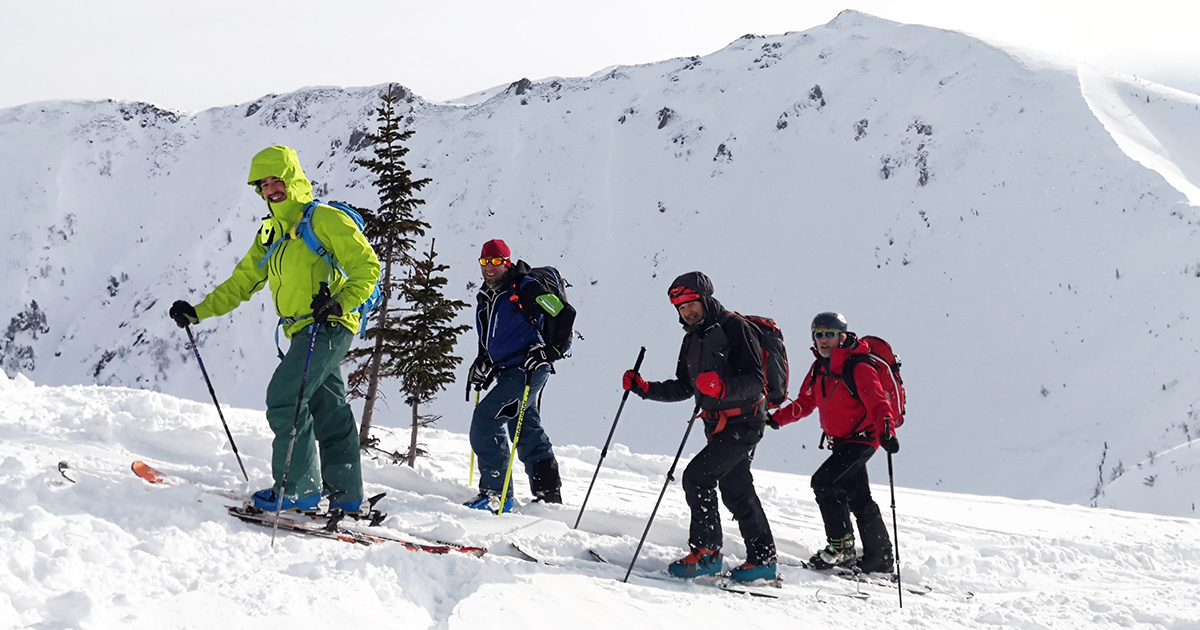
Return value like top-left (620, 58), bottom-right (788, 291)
top-left (681, 421), bottom-right (776, 565)
top-left (811, 441), bottom-right (881, 541)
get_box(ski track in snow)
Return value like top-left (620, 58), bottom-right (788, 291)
top-left (2, 373), bottom-right (1199, 629)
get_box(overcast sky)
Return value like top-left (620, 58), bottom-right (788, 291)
top-left (3, 0), bottom-right (1198, 112)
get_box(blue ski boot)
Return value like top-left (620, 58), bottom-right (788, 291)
top-left (729, 561), bottom-right (778, 582)
top-left (668, 548), bottom-right (723, 578)
top-left (463, 492), bottom-right (514, 514)
top-left (251, 488), bottom-right (320, 512)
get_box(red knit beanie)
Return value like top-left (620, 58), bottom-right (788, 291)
top-left (480, 239), bottom-right (511, 261)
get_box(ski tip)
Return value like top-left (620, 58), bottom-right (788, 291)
top-left (131, 460), bottom-right (166, 484)
top-left (58, 461), bottom-right (77, 484)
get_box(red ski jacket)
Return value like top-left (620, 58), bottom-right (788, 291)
top-left (771, 339), bottom-right (893, 448)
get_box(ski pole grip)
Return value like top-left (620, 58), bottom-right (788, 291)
top-left (632, 346), bottom-right (646, 373)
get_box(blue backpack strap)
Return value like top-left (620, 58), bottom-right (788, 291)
top-left (298, 200), bottom-right (354, 278)
top-left (297, 201), bottom-right (330, 262)
top-left (257, 230), bottom-right (285, 269)
top-left (256, 200), bottom-right (326, 270)
top-left (260, 198), bottom-right (379, 340)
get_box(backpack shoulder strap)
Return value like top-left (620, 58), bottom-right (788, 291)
top-left (296, 200), bottom-right (332, 261)
top-left (840, 354), bottom-right (876, 402)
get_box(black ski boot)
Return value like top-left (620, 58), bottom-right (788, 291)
top-left (855, 503), bottom-right (895, 574)
top-left (807, 533), bottom-right (857, 570)
top-left (529, 457), bottom-right (562, 504)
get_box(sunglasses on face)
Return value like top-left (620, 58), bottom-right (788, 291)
top-left (479, 257), bottom-right (508, 267)
top-left (812, 330), bottom-right (841, 339)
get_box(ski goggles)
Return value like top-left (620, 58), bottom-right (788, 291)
top-left (812, 329), bottom-right (841, 339)
top-left (479, 257), bottom-right (509, 267)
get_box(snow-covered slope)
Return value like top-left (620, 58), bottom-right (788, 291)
top-left (4, 372), bottom-right (1200, 629)
top-left (1, 11), bottom-right (1199, 517)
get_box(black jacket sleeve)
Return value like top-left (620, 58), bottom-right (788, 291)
top-left (644, 342), bottom-right (697, 403)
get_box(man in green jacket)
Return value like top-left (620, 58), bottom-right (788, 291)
top-left (169, 145), bottom-right (381, 513)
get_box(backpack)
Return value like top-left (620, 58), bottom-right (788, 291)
top-left (258, 199), bottom-right (383, 337)
top-left (519, 265), bottom-right (575, 355)
top-left (840, 335), bottom-right (906, 428)
top-left (734, 314), bottom-right (789, 409)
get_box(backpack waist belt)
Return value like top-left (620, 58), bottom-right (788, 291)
top-left (701, 397), bottom-right (765, 436)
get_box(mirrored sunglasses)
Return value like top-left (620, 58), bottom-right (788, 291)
top-left (479, 257), bottom-right (508, 266)
top-left (812, 329), bottom-right (841, 339)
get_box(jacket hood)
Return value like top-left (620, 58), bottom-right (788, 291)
top-left (247, 145), bottom-right (314, 223)
top-left (669, 272), bottom-right (726, 331)
top-left (668, 271), bottom-right (714, 301)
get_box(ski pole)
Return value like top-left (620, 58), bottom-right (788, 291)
top-left (887, 450), bottom-right (903, 608)
top-left (575, 346), bottom-right (645, 529)
top-left (624, 403), bottom-right (700, 582)
top-left (272, 284), bottom-right (326, 545)
top-left (497, 371), bottom-right (533, 515)
top-left (469, 387), bottom-right (480, 486)
top-left (185, 324), bottom-right (249, 482)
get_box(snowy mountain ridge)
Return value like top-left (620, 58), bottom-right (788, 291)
top-left (1, 11), bottom-right (1199, 517)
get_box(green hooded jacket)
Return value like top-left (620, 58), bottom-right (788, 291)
top-left (193, 146), bottom-right (381, 339)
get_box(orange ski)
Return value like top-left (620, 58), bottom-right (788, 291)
top-left (131, 460), bottom-right (167, 484)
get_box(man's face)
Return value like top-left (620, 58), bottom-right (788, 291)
top-left (480, 257), bottom-right (509, 287)
top-left (259, 176), bottom-right (287, 204)
top-left (813, 329), bottom-right (842, 358)
top-left (676, 299), bottom-right (705, 326)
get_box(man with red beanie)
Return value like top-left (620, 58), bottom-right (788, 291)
top-left (464, 239), bottom-right (575, 513)
top-left (622, 271), bottom-right (777, 582)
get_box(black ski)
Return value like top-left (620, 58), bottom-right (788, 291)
top-left (792, 561), bottom-right (951, 598)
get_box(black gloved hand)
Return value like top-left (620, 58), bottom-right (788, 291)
top-left (169, 300), bottom-right (199, 328)
top-left (523, 345), bottom-right (558, 373)
top-left (310, 284), bottom-right (342, 324)
top-left (766, 415), bottom-right (781, 431)
top-left (881, 433), bottom-right (900, 454)
top-left (468, 355), bottom-right (495, 389)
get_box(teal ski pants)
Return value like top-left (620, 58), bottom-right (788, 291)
top-left (264, 322), bottom-right (362, 502)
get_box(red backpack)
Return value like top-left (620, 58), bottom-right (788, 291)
top-left (840, 335), bottom-right (906, 429)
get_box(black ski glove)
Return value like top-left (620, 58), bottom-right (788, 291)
top-left (523, 345), bottom-right (558, 373)
top-left (881, 433), bottom-right (900, 454)
top-left (310, 285), bottom-right (342, 324)
top-left (168, 300), bottom-right (199, 328)
top-left (468, 354), bottom-right (495, 390)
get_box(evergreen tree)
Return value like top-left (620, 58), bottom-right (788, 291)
top-left (391, 239), bottom-right (469, 466)
top-left (344, 84), bottom-right (432, 446)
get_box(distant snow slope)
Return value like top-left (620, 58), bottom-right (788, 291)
top-left (1, 11), bottom-right (1199, 517)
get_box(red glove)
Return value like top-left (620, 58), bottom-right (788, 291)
top-left (623, 370), bottom-right (649, 395)
top-left (695, 371), bottom-right (725, 399)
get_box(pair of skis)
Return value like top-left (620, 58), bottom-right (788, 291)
top-left (130, 460), bottom-right (487, 557)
